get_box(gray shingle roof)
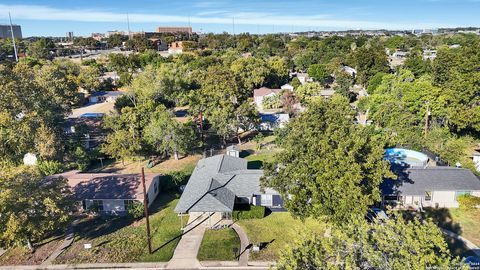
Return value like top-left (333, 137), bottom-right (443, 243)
top-left (174, 155), bottom-right (264, 213)
top-left (382, 167), bottom-right (480, 196)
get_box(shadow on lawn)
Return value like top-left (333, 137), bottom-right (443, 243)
top-left (74, 192), bottom-right (179, 241)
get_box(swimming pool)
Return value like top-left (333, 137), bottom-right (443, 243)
top-left (384, 148), bottom-right (429, 168)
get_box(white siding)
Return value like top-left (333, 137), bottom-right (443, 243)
top-left (432, 191), bottom-right (458, 208)
top-left (146, 176), bottom-right (160, 207)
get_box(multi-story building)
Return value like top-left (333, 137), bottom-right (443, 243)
top-left (156, 26), bottom-right (192, 34)
top-left (0, 24), bottom-right (22, 39)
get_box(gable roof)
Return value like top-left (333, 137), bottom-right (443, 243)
top-left (253, 87), bottom-right (282, 97)
top-left (174, 155), bottom-right (265, 213)
top-left (56, 170), bottom-right (159, 201)
top-left (381, 167), bottom-right (480, 196)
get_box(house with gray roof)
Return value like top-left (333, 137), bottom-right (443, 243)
top-left (381, 167), bottom-right (480, 209)
top-left (174, 154), bottom-right (283, 225)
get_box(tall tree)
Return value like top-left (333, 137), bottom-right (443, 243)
top-left (144, 108), bottom-right (196, 160)
top-left (277, 214), bottom-right (465, 270)
top-left (262, 96), bottom-right (392, 225)
top-left (0, 167), bottom-right (71, 249)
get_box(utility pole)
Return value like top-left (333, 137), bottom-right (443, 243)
top-left (141, 168), bottom-right (153, 254)
top-left (127, 13), bottom-right (132, 40)
top-left (232, 17), bottom-right (235, 36)
top-left (424, 101), bottom-right (430, 138)
top-left (8, 12), bottom-right (18, 62)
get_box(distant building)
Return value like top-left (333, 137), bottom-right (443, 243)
top-left (105, 30), bottom-right (126, 38)
top-left (156, 26), bottom-right (192, 34)
top-left (253, 87), bottom-right (282, 109)
top-left (0, 24), bottom-right (22, 39)
top-left (168, 41), bottom-right (184, 54)
top-left (66, 31), bottom-right (74, 41)
top-left (88, 91), bottom-right (123, 104)
top-left (423, 49), bottom-right (437, 61)
top-left (91, 33), bottom-right (105, 41)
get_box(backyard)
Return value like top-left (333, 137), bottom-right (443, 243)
top-left (0, 234), bottom-right (64, 266)
top-left (197, 228), bottom-right (241, 261)
top-left (54, 192), bottom-right (184, 263)
top-left (406, 208), bottom-right (480, 258)
top-left (237, 212), bottom-right (326, 261)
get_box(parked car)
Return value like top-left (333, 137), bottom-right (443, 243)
top-left (366, 208), bottom-right (389, 223)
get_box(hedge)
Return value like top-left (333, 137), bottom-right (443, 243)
top-left (233, 205), bottom-right (266, 220)
top-left (457, 194), bottom-right (480, 209)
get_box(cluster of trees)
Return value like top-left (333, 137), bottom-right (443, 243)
top-left (359, 39), bottom-right (480, 170)
top-left (264, 97), bottom-right (467, 269)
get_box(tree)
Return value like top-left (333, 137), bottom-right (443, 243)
top-left (333, 71), bottom-right (355, 102)
top-left (277, 214), bottom-right (465, 270)
top-left (107, 34), bottom-right (127, 48)
top-left (307, 64), bottom-right (330, 85)
top-left (231, 57), bottom-right (270, 90)
top-left (265, 56), bottom-right (289, 88)
top-left (27, 38), bottom-right (55, 60)
top-left (101, 129), bottom-right (141, 166)
top-left (350, 42), bottom-right (390, 86)
top-left (0, 167), bottom-right (71, 249)
top-left (295, 82), bottom-right (323, 103)
top-left (262, 96), bottom-right (392, 225)
top-left (232, 102), bottom-right (260, 144)
top-left (78, 65), bottom-right (102, 93)
top-left (144, 108), bottom-right (196, 160)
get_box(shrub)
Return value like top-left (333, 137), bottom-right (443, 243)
top-left (37, 160), bottom-right (65, 176)
top-left (233, 205), bottom-right (266, 220)
top-left (457, 194), bottom-right (480, 209)
top-left (160, 169), bottom-right (192, 191)
top-left (127, 202), bottom-right (145, 219)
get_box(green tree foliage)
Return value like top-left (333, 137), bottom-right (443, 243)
top-left (107, 34), bottom-right (128, 47)
top-left (294, 82), bottom-right (323, 103)
top-left (404, 49), bottom-right (431, 77)
top-left (144, 107), bottom-right (196, 160)
top-left (262, 93), bottom-right (282, 109)
top-left (0, 167), bottom-right (71, 249)
top-left (37, 160), bottom-right (65, 176)
top-left (350, 41), bottom-right (390, 86)
top-left (101, 129), bottom-right (141, 166)
top-left (27, 38), bottom-right (55, 60)
top-left (230, 57), bottom-right (270, 90)
top-left (124, 35), bottom-right (154, 52)
top-left (78, 65), bottom-right (102, 93)
top-left (265, 56), bottom-right (289, 88)
top-left (333, 71), bottom-right (355, 101)
top-left (127, 202), bottom-right (145, 219)
top-left (0, 61), bottom-right (79, 163)
top-left (262, 96), bottom-right (392, 225)
top-left (277, 214), bottom-right (465, 270)
top-left (307, 63), bottom-right (330, 84)
top-left (457, 194), bottom-right (480, 210)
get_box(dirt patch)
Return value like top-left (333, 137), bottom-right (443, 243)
top-left (0, 237), bottom-right (63, 266)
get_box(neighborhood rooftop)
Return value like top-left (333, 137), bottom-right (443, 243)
top-left (174, 155), bottom-right (264, 214)
top-left (56, 170), bottom-right (159, 201)
top-left (382, 167), bottom-right (480, 196)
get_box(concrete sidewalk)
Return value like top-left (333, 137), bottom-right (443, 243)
top-left (441, 228), bottom-right (480, 257)
top-left (230, 224), bottom-right (250, 266)
top-left (167, 215), bottom-right (208, 269)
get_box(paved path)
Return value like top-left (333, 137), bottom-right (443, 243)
top-left (167, 215), bottom-right (208, 269)
top-left (441, 228), bottom-right (480, 257)
top-left (230, 223), bottom-right (250, 266)
top-left (0, 263), bottom-right (270, 270)
top-left (0, 248), bottom-right (6, 257)
top-left (41, 219), bottom-right (78, 265)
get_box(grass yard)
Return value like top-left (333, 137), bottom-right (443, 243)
top-left (197, 228), bottom-right (241, 261)
top-left (0, 235), bottom-right (64, 266)
top-left (87, 154), bottom-right (201, 175)
top-left (54, 193), bottom-right (183, 264)
top-left (422, 208), bottom-right (480, 247)
top-left (237, 212), bottom-right (326, 261)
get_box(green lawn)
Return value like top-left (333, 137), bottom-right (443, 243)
top-left (237, 212), bottom-right (326, 261)
top-left (54, 193), bottom-right (183, 263)
top-left (197, 228), bottom-right (240, 261)
top-left (422, 208), bottom-right (480, 247)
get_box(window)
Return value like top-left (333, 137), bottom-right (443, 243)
top-left (124, 200), bottom-right (134, 211)
top-left (260, 195), bottom-right (273, 206)
top-left (425, 191), bottom-right (432, 201)
top-left (455, 191), bottom-right (472, 199)
top-left (92, 200), bottom-right (104, 211)
top-left (154, 181), bottom-right (158, 194)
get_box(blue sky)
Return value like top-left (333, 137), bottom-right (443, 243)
top-left (1, 0), bottom-right (480, 37)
